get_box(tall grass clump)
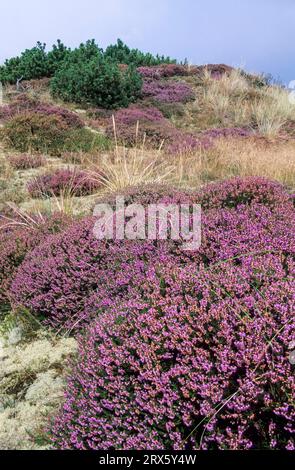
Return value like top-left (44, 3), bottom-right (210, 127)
top-left (252, 86), bottom-right (295, 135)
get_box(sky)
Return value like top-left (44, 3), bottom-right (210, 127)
top-left (0, 0), bottom-right (294, 84)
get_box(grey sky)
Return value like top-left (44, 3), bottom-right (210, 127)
top-left (0, 0), bottom-right (294, 83)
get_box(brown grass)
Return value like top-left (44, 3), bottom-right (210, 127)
top-left (173, 137), bottom-right (295, 190)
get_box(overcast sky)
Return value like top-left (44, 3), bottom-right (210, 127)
top-left (0, 0), bottom-right (294, 83)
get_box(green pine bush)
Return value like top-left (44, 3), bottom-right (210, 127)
top-left (50, 56), bottom-right (143, 109)
top-left (104, 38), bottom-right (176, 66)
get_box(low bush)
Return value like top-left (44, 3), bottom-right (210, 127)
top-left (0, 212), bottom-right (70, 308)
top-left (106, 117), bottom-right (174, 148)
top-left (137, 64), bottom-right (188, 79)
top-left (51, 57), bottom-right (143, 109)
top-left (50, 242), bottom-right (295, 449)
top-left (27, 168), bottom-right (101, 198)
top-left (97, 183), bottom-right (195, 208)
top-left (154, 101), bottom-right (186, 118)
top-left (44, 179), bottom-right (295, 449)
top-left (142, 80), bottom-right (194, 103)
top-left (106, 108), bottom-right (204, 152)
top-left (8, 153), bottom-right (46, 170)
top-left (165, 127), bottom-right (252, 156)
top-left (197, 176), bottom-right (291, 209)
top-left (0, 42), bottom-right (50, 83)
top-left (10, 178), bottom-right (294, 332)
top-left (0, 94), bottom-right (83, 128)
top-left (202, 127), bottom-right (252, 139)
top-left (166, 132), bottom-right (210, 155)
top-left (1, 112), bottom-right (111, 155)
top-left (112, 105), bottom-right (164, 125)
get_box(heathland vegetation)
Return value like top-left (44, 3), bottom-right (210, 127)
top-left (0, 39), bottom-right (294, 450)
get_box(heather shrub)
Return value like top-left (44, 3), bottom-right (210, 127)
top-left (27, 168), bottom-right (101, 198)
top-left (137, 64), bottom-right (188, 79)
top-left (106, 118), bottom-right (175, 147)
top-left (142, 80), bottom-right (194, 103)
top-left (112, 105), bottom-right (164, 125)
top-left (202, 127), bottom-right (252, 139)
top-left (2, 112), bottom-right (111, 155)
top-left (51, 245), bottom-right (295, 449)
top-left (97, 183), bottom-right (195, 208)
top-left (0, 212), bottom-right (70, 308)
top-left (51, 56), bottom-right (142, 109)
top-left (197, 176), bottom-right (291, 210)
top-left (106, 108), bottom-right (203, 151)
top-left (61, 128), bottom-right (112, 154)
top-left (192, 64), bottom-right (234, 79)
top-left (10, 178), bottom-right (295, 331)
top-left (8, 153), bottom-right (46, 170)
top-left (2, 112), bottom-right (69, 154)
top-left (166, 127), bottom-right (252, 156)
top-left (10, 220), bottom-right (174, 329)
top-left (0, 94), bottom-right (83, 128)
top-left (166, 132), bottom-right (209, 155)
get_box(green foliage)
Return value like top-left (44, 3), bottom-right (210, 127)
top-left (0, 38), bottom-right (175, 86)
top-left (46, 39), bottom-right (71, 75)
top-left (1, 112), bottom-right (111, 155)
top-left (51, 56), bottom-right (143, 109)
top-left (0, 307), bottom-right (42, 341)
top-left (104, 39), bottom-right (175, 66)
top-left (0, 40), bottom-right (70, 83)
top-left (0, 42), bottom-right (49, 83)
top-left (62, 128), bottom-right (112, 153)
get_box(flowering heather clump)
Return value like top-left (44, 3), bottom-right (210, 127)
top-left (192, 63), bottom-right (234, 78)
top-left (137, 64), bottom-right (189, 79)
top-left (106, 118), bottom-right (176, 148)
top-left (11, 178), bottom-right (295, 332)
top-left (197, 176), bottom-right (291, 210)
top-left (27, 168), bottom-right (101, 198)
top-left (166, 132), bottom-right (211, 155)
top-left (50, 200), bottom-right (295, 449)
top-left (167, 128), bottom-right (253, 156)
top-left (112, 105), bottom-right (164, 125)
top-left (11, 221), bottom-right (175, 330)
top-left (0, 212), bottom-right (70, 306)
top-left (107, 110), bottom-right (206, 152)
top-left (8, 153), bottom-right (46, 170)
top-left (97, 183), bottom-right (195, 208)
top-left (0, 105), bottom-right (12, 121)
top-left (105, 105), bottom-right (167, 147)
top-left (33, 103), bottom-right (83, 128)
top-left (142, 80), bottom-right (194, 103)
top-left (0, 94), bottom-right (83, 128)
top-left (202, 127), bottom-right (252, 140)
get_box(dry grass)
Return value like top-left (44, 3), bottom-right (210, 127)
top-left (85, 120), bottom-right (176, 193)
top-left (251, 86), bottom-right (295, 136)
top-left (173, 137), bottom-right (295, 190)
top-left (202, 69), bottom-right (251, 124)
top-left (200, 69), bottom-right (295, 135)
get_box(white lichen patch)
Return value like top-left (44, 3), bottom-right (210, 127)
top-left (0, 332), bottom-right (77, 450)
